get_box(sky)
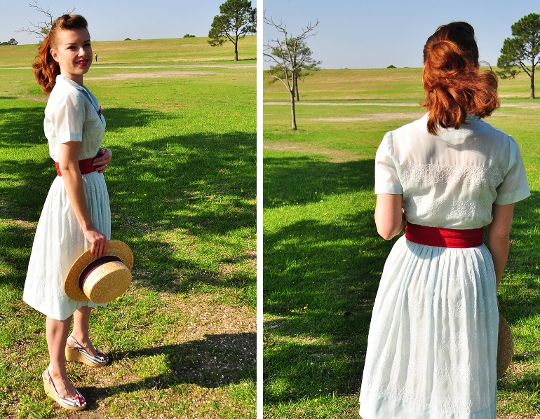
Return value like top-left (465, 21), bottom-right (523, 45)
top-left (0, 0), bottom-right (537, 69)
top-left (0, 0), bottom-right (247, 45)
top-left (262, 0), bottom-right (539, 69)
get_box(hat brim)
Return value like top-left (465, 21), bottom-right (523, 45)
top-left (64, 240), bottom-right (134, 302)
top-left (497, 313), bottom-right (514, 379)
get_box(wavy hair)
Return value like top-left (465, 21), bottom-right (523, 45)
top-left (32, 14), bottom-right (88, 94)
top-left (421, 22), bottom-right (499, 135)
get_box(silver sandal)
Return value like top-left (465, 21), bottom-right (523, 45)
top-left (65, 335), bottom-right (109, 367)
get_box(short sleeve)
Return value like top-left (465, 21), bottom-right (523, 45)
top-left (374, 131), bottom-right (403, 194)
top-left (494, 139), bottom-right (530, 205)
top-left (53, 93), bottom-right (84, 143)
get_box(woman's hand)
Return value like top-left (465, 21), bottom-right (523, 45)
top-left (93, 148), bottom-right (112, 173)
top-left (84, 228), bottom-right (108, 258)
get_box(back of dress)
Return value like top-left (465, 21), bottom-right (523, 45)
top-left (375, 113), bottom-right (530, 229)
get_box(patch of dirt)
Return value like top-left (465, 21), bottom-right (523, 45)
top-left (64, 292), bottom-right (255, 418)
top-left (264, 141), bottom-right (360, 163)
top-left (86, 71), bottom-right (212, 81)
top-left (305, 112), bottom-right (425, 122)
top-left (264, 101), bottom-right (421, 107)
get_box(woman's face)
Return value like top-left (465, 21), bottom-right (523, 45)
top-left (50, 28), bottom-right (92, 85)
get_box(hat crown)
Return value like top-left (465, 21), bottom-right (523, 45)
top-left (65, 240), bottom-right (133, 303)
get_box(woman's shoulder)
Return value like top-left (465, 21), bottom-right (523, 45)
top-left (48, 76), bottom-right (87, 108)
top-left (50, 75), bottom-right (85, 99)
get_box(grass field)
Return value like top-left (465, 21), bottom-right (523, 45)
top-left (0, 35), bottom-right (256, 418)
top-left (263, 68), bottom-right (540, 418)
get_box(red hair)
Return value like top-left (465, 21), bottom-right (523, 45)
top-left (421, 22), bottom-right (499, 135)
top-left (32, 14), bottom-right (89, 94)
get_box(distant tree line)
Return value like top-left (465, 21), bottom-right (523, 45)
top-left (1, 38), bottom-right (18, 45)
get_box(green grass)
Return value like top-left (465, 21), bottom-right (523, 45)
top-left (0, 36), bottom-right (256, 418)
top-left (263, 68), bottom-right (540, 418)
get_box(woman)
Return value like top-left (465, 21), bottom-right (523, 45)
top-left (24, 14), bottom-right (113, 411)
top-left (359, 22), bottom-right (530, 418)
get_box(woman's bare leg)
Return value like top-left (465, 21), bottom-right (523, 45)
top-left (69, 306), bottom-right (100, 357)
top-left (45, 316), bottom-right (78, 397)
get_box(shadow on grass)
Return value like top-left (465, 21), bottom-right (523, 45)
top-left (263, 154), bottom-right (540, 406)
top-left (0, 106), bottom-right (163, 149)
top-left (80, 332), bottom-right (256, 409)
top-left (263, 154), bottom-right (394, 404)
top-left (106, 130), bottom-right (256, 295)
top-left (498, 190), bottom-right (540, 322)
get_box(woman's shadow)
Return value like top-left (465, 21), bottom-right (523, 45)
top-left (79, 332), bottom-right (256, 408)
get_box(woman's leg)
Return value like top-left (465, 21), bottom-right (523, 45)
top-left (45, 316), bottom-right (78, 397)
top-left (70, 306), bottom-right (98, 355)
top-left (69, 306), bottom-right (108, 363)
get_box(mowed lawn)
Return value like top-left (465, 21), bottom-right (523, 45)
top-left (0, 36), bottom-right (256, 418)
top-left (263, 68), bottom-right (540, 418)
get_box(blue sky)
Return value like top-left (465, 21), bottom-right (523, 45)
top-left (263, 0), bottom-right (539, 68)
top-left (0, 0), bottom-right (537, 69)
top-left (0, 0), bottom-right (249, 45)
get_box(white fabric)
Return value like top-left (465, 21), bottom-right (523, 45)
top-left (23, 75), bottom-right (110, 321)
top-left (359, 114), bottom-right (530, 418)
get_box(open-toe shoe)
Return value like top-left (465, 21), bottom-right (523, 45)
top-left (42, 368), bottom-right (86, 411)
top-left (65, 335), bottom-right (109, 367)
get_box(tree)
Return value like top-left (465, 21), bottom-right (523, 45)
top-left (497, 12), bottom-right (540, 99)
top-left (0, 38), bottom-right (18, 45)
top-left (208, 0), bottom-right (256, 61)
top-left (17, 1), bottom-right (75, 40)
top-left (264, 17), bottom-right (319, 130)
top-left (266, 38), bottom-right (321, 101)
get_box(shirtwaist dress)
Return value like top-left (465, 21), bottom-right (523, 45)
top-left (359, 114), bottom-right (530, 419)
top-left (23, 74), bottom-right (111, 321)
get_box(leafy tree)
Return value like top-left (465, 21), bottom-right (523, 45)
top-left (208, 0), bottom-right (256, 61)
top-left (266, 38), bottom-right (320, 101)
top-left (264, 17), bottom-right (319, 130)
top-left (497, 12), bottom-right (540, 99)
top-left (17, 0), bottom-right (75, 40)
top-left (1, 38), bottom-right (18, 45)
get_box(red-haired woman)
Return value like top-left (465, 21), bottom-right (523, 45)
top-left (359, 22), bottom-right (530, 418)
top-left (24, 15), bottom-right (112, 411)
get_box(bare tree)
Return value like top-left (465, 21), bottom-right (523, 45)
top-left (264, 16), bottom-right (319, 130)
top-left (266, 38), bottom-right (320, 101)
top-left (17, 1), bottom-right (75, 40)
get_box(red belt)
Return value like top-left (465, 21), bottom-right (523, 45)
top-left (405, 222), bottom-right (483, 248)
top-left (55, 158), bottom-right (95, 176)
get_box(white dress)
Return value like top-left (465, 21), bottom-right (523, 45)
top-left (359, 114), bottom-right (530, 418)
top-left (23, 75), bottom-right (110, 321)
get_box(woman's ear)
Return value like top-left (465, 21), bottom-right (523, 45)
top-left (50, 49), bottom-right (59, 62)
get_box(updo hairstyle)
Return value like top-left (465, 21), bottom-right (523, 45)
top-left (32, 14), bottom-right (89, 94)
top-left (421, 22), bottom-right (499, 135)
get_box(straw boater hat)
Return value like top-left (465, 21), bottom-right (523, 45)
top-left (65, 240), bottom-right (133, 304)
top-left (497, 313), bottom-right (514, 379)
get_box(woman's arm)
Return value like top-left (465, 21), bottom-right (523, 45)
top-left (374, 193), bottom-right (405, 240)
top-left (488, 203), bottom-right (514, 291)
top-left (58, 141), bottom-right (107, 257)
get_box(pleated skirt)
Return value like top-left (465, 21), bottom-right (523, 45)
top-left (23, 171), bottom-right (111, 321)
top-left (359, 235), bottom-right (498, 419)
